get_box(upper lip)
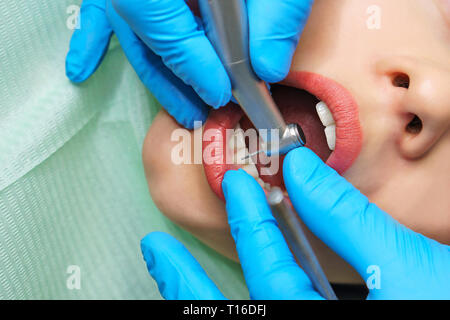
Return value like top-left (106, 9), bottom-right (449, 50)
top-left (282, 71), bottom-right (363, 174)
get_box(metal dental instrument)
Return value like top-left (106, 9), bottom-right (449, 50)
top-left (268, 188), bottom-right (338, 300)
top-left (199, 0), bottom-right (336, 300)
top-left (199, 0), bottom-right (306, 157)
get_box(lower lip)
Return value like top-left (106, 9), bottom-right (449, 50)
top-left (202, 71), bottom-right (363, 200)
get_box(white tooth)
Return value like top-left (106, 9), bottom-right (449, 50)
top-left (235, 146), bottom-right (248, 164)
top-left (324, 125), bottom-right (336, 151)
top-left (230, 127), bottom-right (249, 164)
top-left (234, 128), bottom-right (246, 151)
top-left (264, 183), bottom-right (272, 190)
top-left (256, 178), bottom-right (265, 188)
top-left (229, 127), bottom-right (246, 152)
top-left (242, 163), bottom-right (259, 178)
top-left (316, 101), bottom-right (335, 127)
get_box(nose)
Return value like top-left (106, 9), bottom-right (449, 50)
top-left (377, 56), bottom-right (450, 159)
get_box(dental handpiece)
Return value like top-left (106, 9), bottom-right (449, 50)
top-left (268, 188), bottom-right (338, 300)
top-left (199, 0), bottom-right (306, 156)
top-left (199, 0), bottom-right (334, 298)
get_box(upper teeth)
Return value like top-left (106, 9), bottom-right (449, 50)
top-left (316, 101), bottom-right (336, 151)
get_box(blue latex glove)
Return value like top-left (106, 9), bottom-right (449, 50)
top-left (66, 0), bottom-right (313, 129)
top-left (141, 148), bottom-right (450, 299)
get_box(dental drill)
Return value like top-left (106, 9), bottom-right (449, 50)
top-left (198, 0), bottom-right (306, 157)
top-left (268, 188), bottom-right (338, 300)
top-left (199, 0), bottom-right (337, 300)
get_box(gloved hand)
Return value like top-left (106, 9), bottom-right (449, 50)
top-left (140, 148), bottom-right (450, 299)
top-left (66, 0), bottom-right (314, 129)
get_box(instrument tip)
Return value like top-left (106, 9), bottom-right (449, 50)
top-left (241, 149), bottom-right (264, 161)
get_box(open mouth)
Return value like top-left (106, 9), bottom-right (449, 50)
top-left (202, 71), bottom-right (363, 200)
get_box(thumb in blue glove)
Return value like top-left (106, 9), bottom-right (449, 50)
top-left (247, 0), bottom-right (313, 82)
top-left (65, 0), bottom-right (113, 83)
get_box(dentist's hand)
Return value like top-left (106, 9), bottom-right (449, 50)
top-left (66, 0), bottom-right (314, 129)
top-left (140, 148), bottom-right (450, 299)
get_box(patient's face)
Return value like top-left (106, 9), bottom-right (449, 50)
top-left (143, 0), bottom-right (450, 265)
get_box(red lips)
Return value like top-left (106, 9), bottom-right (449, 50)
top-left (202, 72), bottom-right (363, 200)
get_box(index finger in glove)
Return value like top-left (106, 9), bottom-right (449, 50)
top-left (112, 0), bottom-right (232, 108)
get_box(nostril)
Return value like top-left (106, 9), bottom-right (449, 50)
top-left (406, 115), bottom-right (423, 134)
top-left (392, 73), bottom-right (410, 89)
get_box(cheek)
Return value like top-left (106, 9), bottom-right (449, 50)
top-left (345, 151), bottom-right (450, 245)
top-left (142, 111), bottom-right (231, 236)
top-left (147, 168), bottom-right (227, 232)
top-left (439, 0), bottom-right (450, 19)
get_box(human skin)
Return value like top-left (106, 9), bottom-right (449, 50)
top-left (142, 0), bottom-right (450, 284)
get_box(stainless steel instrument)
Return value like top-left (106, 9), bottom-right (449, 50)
top-left (199, 0), bottom-right (337, 300)
top-left (199, 0), bottom-right (306, 157)
top-left (268, 188), bottom-right (338, 300)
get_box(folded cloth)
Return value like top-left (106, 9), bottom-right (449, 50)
top-left (0, 0), bottom-right (247, 299)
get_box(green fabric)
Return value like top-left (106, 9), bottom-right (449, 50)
top-left (0, 0), bottom-right (248, 299)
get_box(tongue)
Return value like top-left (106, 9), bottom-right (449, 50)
top-left (240, 85), bottom-right (331, 189)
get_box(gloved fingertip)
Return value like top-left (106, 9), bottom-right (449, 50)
top-left (221, 170), bottom-right (235, 200)
top-left (284, 147), bottom-right (325, 180)
top-left (198, 85), bottom-right (232, 110)
top-left (212, 89), bottom-right (233, 109)
top-left (173, 106), bottom-right (209, 130)
top-left (183, 119), bottom-right (205, 130)
top-left (141, 231), bottom-right (173, 250)
top-left (66, 2), bottom-right (113, 83)
top-left (165, 95), bottom-right (210, 129)
top-left (226, 171), bottom-right (278, 216)
top-left (65, 54), bottom-right (91, 83)
top-left (190, 65), bottom-right (232, 109)
top-left (140, 232), bottom-right (175, 268)
top-left (255, 63), bottom-right (288, 84)
top-left (284, 147), bottom-right (314, 164)
top-left (251, 41), bottom-right (295, 83)
top-left (140, 233), bottom-right (158, 267)
top-left (222, 169), bottom-right (250, 199)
